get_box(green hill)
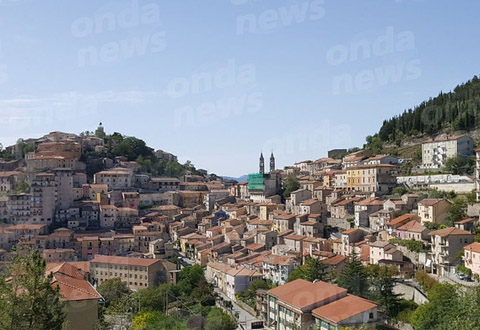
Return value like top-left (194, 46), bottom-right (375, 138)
top-left (366, 75), bottom-right (480, 152)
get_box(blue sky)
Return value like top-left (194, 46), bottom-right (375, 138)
top-left (0, 0), bottom-right (479, 176)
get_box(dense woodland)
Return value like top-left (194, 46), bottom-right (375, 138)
top-left (366, 75), bottom-right (480, 150)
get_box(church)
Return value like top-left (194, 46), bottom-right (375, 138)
top-left (247, 152), bottom-right (282, 203)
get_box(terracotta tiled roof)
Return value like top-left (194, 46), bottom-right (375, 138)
top-left (91, 255), bottom-right (161, 267)
top-left (386, 214), bottom-right (417, 227)
top-left (46, 262), bottom-right (85, 279)
top-left (455, 218), bottom-right (475, 224)
top-left (320, 255), bottom-right (347, 265)
top-left (355, 197), bottom-right (384, 206)
top-left (52, 273), bottom-right (102, 302)
top-left (268, 279), bottom-right (347, 312)
top-left (429, 227), bottom-right (473, 237)
top-left (301, 199), bottom-right (320, 206)
top-left (423, 134), bottom-right (465, 143)
top-left (342, 228), bottom-right (362, 235)
top-left (465, 242), bottom-right (480, 253)
top-left (397, 220), bottom-right (427, 233)
top-left (312, 294), bottom-right (377, 324)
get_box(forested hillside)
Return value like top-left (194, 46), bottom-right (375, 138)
top-left (366, 75), bottom-right (480, 150)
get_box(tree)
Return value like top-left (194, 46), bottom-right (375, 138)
top-left (392, 186), bottom-right (407, 196)
top-left (444, 156), bottom-right (465, 174)
top-left (237, 279), bottom-right (273, 308)
top-left (132, 311), bottom-right (189, 330)
top-left (177, 264), bottom-right (205, 293)
top-left (466, 191), bottom-right (477, 204)
top-left (0, 251), bottom-right (66, 330)
top-left (205, 308), bottom-right (237, 330)
top-left (367, 265), bottom-right (401, 318)
top-left (445, 198), bottom-right (467, 226)
top-left (283, 174), bottom-right (300, 198)
top-left (410, 283), bottom-right (460, 330)
top-left (97, 278), bottom-right (130, 307)
top-left (164, 160), bottom-right (184, 177)
top-left (112, 136), bottom-right (152, 161)
top-left (15, 181), bottom-right (30, 194)
top-left (337, 252), bottom-right (369, 298)
top-left (287, 257), bottom-right (327, 283)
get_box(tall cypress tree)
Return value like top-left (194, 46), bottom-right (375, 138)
top-left (337, 251), bottom-right (369, 298)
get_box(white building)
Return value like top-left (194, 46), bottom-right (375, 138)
top-left (422, 135), bottom-right (473, 169)
top-left (262, 255), bottom-right (299, 285)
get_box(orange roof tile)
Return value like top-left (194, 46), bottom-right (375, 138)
top-left (91, 255), bottom-right (161, 267)
top-left (312, 294), bottom-right (377, 324)
top-left (268, 279), bottom-right (347, 312)
top-left (429, 227), bottom-right (473, 237)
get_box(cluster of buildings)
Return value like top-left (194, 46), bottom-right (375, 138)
top-left (2, 128), bottom-right (480, 330)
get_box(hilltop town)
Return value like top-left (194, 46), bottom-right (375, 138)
top-left (1, 121), bottom-right (480, 330)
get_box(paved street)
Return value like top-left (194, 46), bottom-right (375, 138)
top-left (433, 274), bottom-right (478, 288)
top-left (214, 288), bottom-right (264, 330)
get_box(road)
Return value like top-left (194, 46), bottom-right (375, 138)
top-left (214, 288), bottom-right (264, 330)
top-left (432, 274), bottom-right (477, 288)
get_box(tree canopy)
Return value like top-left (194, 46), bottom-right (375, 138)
top-left (0, 251), bottom-right (66, 330)
top-left (366, 75), bottom-right (480, 150)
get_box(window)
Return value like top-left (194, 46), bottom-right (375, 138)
top-left (369, 312), bottom-right (374, 319)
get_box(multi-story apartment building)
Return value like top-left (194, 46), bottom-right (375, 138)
top-left (369, 241), bottom-right (403, 265)
top-left (116, 207), bottom-right (139, 229)
top-left (354, 197), bottom-right (384, 228)
top-left (422, 135), bottom-right (473, 169)
top-left (262, 255), bottom-right (299, 285)
top-left (266, 279), bottom-right (377, 330)
top-left (464, 242), bottom-right (480, 277)
top-left (94, 169), bottom-right (133, 190)
top-left (30, 172), bottom-right (57, 224)
top-left (0, 171), bottom-right (21, 194)
top-left (42, 248), bottom-right (76, 262)
top-left (346, 164), bottom-right (396, 195)
top-left (100, 205), bottom-right (117, 228)
top-left (7, 193), bottom-right (32, 224)
top-left (90, 255), bottom-right (176, 291)
top-left (341, 228), bottom-right (365, 256)
top-left (417, 199), bottom-right (451, 224)
top-left (206, 261), bottom-right (263, 300)
top-left (429, 227), bottom-right (474, 276)
top-left (147, 177), bottom-right (180, 192)
top-left (333, 170), bottom-right (347, 189)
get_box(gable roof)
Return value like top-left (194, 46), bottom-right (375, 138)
top-left (267, 279), bottom-right (347, 312)
top-left (91, 255), bottom-right (161, 267)
top-left (312, 294), bottom-right (377, 325)
top-left (465, 242), bottom-right (480, 253)
top-left (51, 273), bottom-right (103, 302)
top-left (429, 227), bottom-right (473, 237)
top-left (397, 220), bottom-right (427, 233)
top-left (386, 214), bottom-right (417, 227)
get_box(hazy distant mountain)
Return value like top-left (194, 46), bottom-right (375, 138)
top-left (222, 175), bottom-right (248, 182)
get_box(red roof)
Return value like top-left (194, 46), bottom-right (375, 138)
top-left (429, 227), bottom-right (473, 237)
top-left (91, 255), bottom-right (161, 267)
top-left (465, 242), bottom-right (480, 253)
top-left (267, 279), bottom-right (347, 312)
top-left (312, 294), bottom-right (377, 324)
top-left (52, 273), bottom-right (102, 302)
top-left (386, 214), bottom-right (417, 227)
